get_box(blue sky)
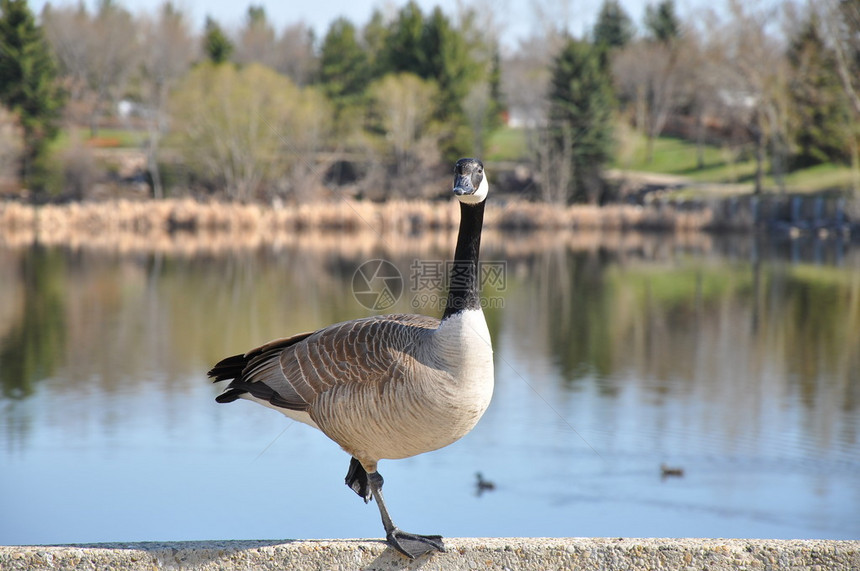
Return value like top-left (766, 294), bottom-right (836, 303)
top-left (29, 0), bottom-right (706, 46)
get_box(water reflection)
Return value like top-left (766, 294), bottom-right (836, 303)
top-left (0, 233), bottom-right (858, 543)
top-left (0, 246), bottom-right (67, 400)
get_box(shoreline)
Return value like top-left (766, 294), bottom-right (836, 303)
top-left (0, 197), bottom-right (854, 255)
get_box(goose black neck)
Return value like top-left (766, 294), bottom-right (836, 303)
top-left (443, 200), bottom-right (485, 320)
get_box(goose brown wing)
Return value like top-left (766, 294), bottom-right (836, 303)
top-left (212, 314), bottom-right (439, 411)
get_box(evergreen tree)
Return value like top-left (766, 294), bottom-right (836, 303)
top-left (375, 3), bottom-right (484, 159)
top-left (246, 5), bottom-right (266, 26)
top-left (593, 0), bottom-right (635, 49)
top-left (644, 0), bottom-right (681, 44)
top-left (380, 1), bottom-right (425, 75)
top-left (546, 37), bottom-right (615, 203)
top-left (0, 0), bottom-right (65, 181)
top-left (421, 7), bottom-right (470, 116)
top-left (203, 16), bottom-right (233, 64)
top-left (787, 15), bottom-right (854, 166)
top-left (362, 9), bottom-right (389, 79)
top-left (319, 18), bottom-right (371, 127)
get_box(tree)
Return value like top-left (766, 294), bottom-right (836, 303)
top-left (235, 5), bottom-right (278, 69)
top-left (139, 1), bottom-right (195, 198)
top-left (613, 39), bottom-right (692, 162)
top-left (0, 0), bottom-right (65, 182)
top-left (644, 0), bottom-right (681, 44)
top-left (0, 104), bottom-right (23, 186)
top-left (823, 0), bottom-right (860, 118)
top-left (361, 9), bottom-right (389, 78)
top-left (711, 0), bottom-right (791, 194)
top-left (367, 73), bottom-right (440, 191)
top-left (85, 0), bottom-right (137, 136)
top-left (543, 37), bottom-right (614, 203)
top-left (820, 0), bottom-right (860, 188)
top-left (593, 0), bottom-right (635, 50)
top-left (169, 62), bottom-right (331, 200)
top-left (380, 1), bottom-right (425, 76)
top-left (42, 0), bottom-right (136, 136)
top-left (373, 3), bottom-right (488, 159)
top-left (275, 22), bottom-right (315, 86)
top-left (612, 0), bottom-right (688, 163)
top-left (319, 18), bottom-right (371, 117)
top-left (40, 3), bottom-right (90, 103)
top-left (203, 16), bottom-right (233, 64)
top-left (421, 7), bottom-right (471, 110)
top-left (419, 7), bottom-right (475, 158)
top-left (787, 12), bottom-right (854, 166)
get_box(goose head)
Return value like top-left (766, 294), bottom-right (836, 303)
top-left (452, 158), bottom-right (488, 204)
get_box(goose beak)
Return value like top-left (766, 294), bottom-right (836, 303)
top-left (453, 174), bottom-right (476, 196)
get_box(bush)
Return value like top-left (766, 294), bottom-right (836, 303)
top-left (169, 62), bottom-right (332, 200)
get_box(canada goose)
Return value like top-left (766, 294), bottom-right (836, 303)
top-left (209, 158), bottom-right (494, 559)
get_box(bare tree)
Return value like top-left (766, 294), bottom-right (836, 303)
top-left (85, 0), bottom-right (138, 136)
top-left (704, 0), bottom-right (790, 193)
top-left (41, 3), bottom-right (90, 105)
top-left (530, 0), bottom-right (575, 37)
top-left (275, 22), bottom-right (316, 86)
top-left (501, 32), bottom-right (565, 130)
top-left (533, 122), bottom-right (573, 203)
top-left (45, 0), bottom-right (138, 135)
top-left (139, 2), bottom-right (195, 198)
top-left (612, 33), bottom-right (698, 162)
top-left (367, 73), bottom-right (441, 195)
top-left (0, 105), bottom-right (23, 188)
top-left (235, 5), bottom-right (278, 69)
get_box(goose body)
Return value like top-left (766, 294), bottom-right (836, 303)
top-left (209, 158), bottom-right (494, 559)
top-left (213, 310), bottom-right (493, 468)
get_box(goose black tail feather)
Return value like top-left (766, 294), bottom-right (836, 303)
top-left (208, 331), bottom-right (316, 407)
top-left (207, 353), bottom-right (248, 383)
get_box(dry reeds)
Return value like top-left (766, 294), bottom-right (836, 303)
top-left (489, 201), bottom-right (714, 232)
top-left (0, 198), bottom-right (721, 255)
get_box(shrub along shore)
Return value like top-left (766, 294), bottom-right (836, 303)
top-left (0, 197), bottom-right (717, 238)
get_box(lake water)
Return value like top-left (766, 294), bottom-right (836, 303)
top-left (1, 231), bottom-right (858, 545)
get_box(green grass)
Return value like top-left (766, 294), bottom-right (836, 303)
top-left (49, 126), bottom-right (147, 154)
top-left (614, 131), bottom-right (727, 175)
top-left (614, 129), bottom-right (859, 194)
top-left (779, 163), bottom-right (860, 193)
top-left (485, 126), bottom-right (528, 162)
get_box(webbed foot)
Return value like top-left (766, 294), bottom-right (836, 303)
top-left (386, 528), bottom-right (445, 559)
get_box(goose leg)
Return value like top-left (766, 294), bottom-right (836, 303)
top-left (367, 471), bottom-right (445, 559)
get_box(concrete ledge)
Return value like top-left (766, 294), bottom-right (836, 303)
top-left (1, 538), bottom-right (858, 570)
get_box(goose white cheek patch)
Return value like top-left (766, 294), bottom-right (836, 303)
top-left (455, 175), bottom-right (489, 204)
